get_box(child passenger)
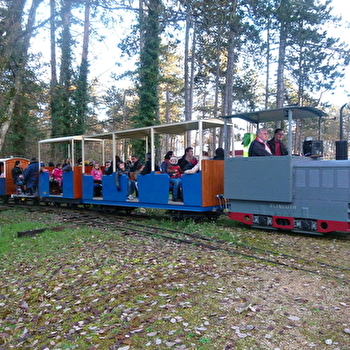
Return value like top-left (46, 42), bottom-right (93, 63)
top-left (51, 163), bottom-right (63, 188)
top-left (167, 156), bottom-right (182, 202)
top-left (91, 162), bottom-right (103, 184)
top-left (91, 162), bottom-right (103, 196)
top-left (116, 162), bottom-right (136, 200)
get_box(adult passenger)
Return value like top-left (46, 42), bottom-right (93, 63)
top-left (24, 157), bottom-right (39, 195)
top-left (62, 158), bottom-right (72, 172)
top-left (248, 128), bottom-right (273, 157)
top-left (11, 160), bottom-right (25, 193)
top-left (105, 155), bottom-right (121, 175)
top-left (140, 153), bottom-right (160, 175)
top-left (178, 147), bottom-right (198, 171)
top-left (129, 155), bottom-right (142, 180)
top-left (161, 151), bottom-right (173, 173)
top-left (213, 147), bottom-right (225, 160)
top-left (267, 128), bottom-right (288, 156)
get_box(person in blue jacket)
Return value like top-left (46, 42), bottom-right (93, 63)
top-left (24, 157), bottom-right (39, 194)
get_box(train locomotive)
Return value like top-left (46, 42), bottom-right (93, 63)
top-left (223, 106), bottom-right (350, 235)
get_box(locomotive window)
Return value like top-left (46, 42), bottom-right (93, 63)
top-left (322, 170), bottom-right (334, 189)
top-left (295, 169), bottom-right (306, 187)
top-left (336, 169), bottom-right (349, 189)
top-left (309, 169), bottom-right (320, 188)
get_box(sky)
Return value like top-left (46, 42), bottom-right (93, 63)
top-left (321, 0), bottom-right (350, 106)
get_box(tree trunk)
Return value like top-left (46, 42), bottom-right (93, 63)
top-left (276, 22), bottom-right (287, 109)
top-left (75, 0), bottom-right (91, 135)
top-left (0, 0), bottom-right (42, 151)
top-left (223, 0), bottom-right (237, 154)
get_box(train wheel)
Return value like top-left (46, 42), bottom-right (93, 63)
top-left (54, 202), bottom-right (61, 207)
top-left (83, 204), bottom-right (91, 209)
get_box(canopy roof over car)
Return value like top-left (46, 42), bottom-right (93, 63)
top-left (38, 135), bottom-right (105, 167)
top-left (221, 106), bottom-right (328, 155)
top-left (84, 118), bottom-right (228, 141)
top-left (221, 106), bottom-right (328, 124)
top-left (82, 118), bottom-right (230, 172)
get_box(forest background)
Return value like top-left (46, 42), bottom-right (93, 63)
top-left (0, 0), bottom-right (349, 161)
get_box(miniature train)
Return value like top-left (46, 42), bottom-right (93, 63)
top-left (4, 106), bottom-right (350, 234)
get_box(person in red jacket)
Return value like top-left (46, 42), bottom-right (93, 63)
top-left (167, 156), bottom-right (183, 202)
top-left (267, 128), bottom-right (288, 156)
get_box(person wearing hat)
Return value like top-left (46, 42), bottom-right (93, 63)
top-left (23, 157), bottom-right (39, 195)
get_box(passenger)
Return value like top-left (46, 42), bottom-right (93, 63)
top-left (167, 156), bottom-right (182, 202)
top-left (213, 147), bottom-right (225, 160)
top-left (129, 155), bottom-right (142, 180)
top-left (248, 128), bottom-right (273, 156)
top-left (105, 155), bottom-right (121, 175)
top-left (184, 152), bottom-right (209, 174)
top-left (104, 160), bottom-right (112, 175)
top-left (62, 158), bottom-right (72, 172)
top-left (161, 151), bottom-right (174, 173)
top-left (51, 163), bottom-right (63, 188)
top-left (267, 128), bottom-right (288, 156)
top-left (183, 164), bottom-right (198, 174)
top-left (91, 162), bottom-right (103, 182)
top-left (140, 152), bottom-right (160, 175)
top-left (178, 147), bottom-right (198, 171)
top-left (91, 162), bottom-right (103, 196)
top-left (125, 159), bottom-right (132, 171)
top-left (11, 160), bottom-right (25, 193)
top-left (23, 157), bottom-right (39, 195)
top-left (40, 162), bottom-right (48, 173)
top-left (116, 161), bottom-right (137, 200)
top-left (48, 161), bottom-right (55, 167)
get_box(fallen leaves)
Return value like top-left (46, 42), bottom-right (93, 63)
top-left (1, 211), bottom-right (350, 349)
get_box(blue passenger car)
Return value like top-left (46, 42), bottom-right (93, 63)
top-left (79, 119), bottom-right (227, 214)
top-left (38, 119), bottom-right (229, 216)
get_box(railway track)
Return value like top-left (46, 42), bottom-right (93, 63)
top-left (3, 202), bottom-right (350, 284)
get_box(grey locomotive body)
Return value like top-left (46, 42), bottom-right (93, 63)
top-left (225, 156), bottom-right (350, 234)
